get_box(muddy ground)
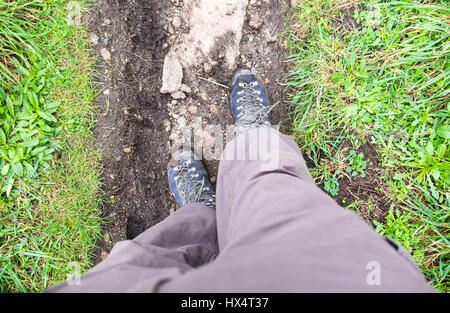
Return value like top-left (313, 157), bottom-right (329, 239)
top-left (88, 0), bottom-right (292, 262)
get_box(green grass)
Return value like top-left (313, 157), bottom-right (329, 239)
top-left (0, 0), bottom-right (103, 292)
top-left (284, 0), bottom-right (449, 290)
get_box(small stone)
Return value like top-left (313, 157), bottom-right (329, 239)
top-left (103, 88), bottom-right (110, 95)
top-left (100, 48), bottom-right (111, 62)
top-left (122, 107), bottom-right (129, 115)
top-left (168, 35), bottom-right (176, 44)
top-left (249, 14), bottom-right (263, 29)
top-left (180, 84), bottom-right (191, 93)
top-left (163, 119), bottom-right (171, 128)
top-left (160, 52), bottom-right (183, 94)
top-left (177, 117), bottom-right (187, 127)
top-left (291, 0), bottom-right (301, 7)
top-left (178, 106), bottom-right (187, 115)
top-left (123, 147), bottom-right (132, 153)
top-left (101, 251), bottom-right (109, 260)
top-left (103, 37), bottom-right (110, 46)
top-left (264, 29), bottom-right (277, 43)
top-left (171, 99), bottom-right (178, 105)
top-left (188, 105), bottom-right (197, 114)
top-left (204, 62), bottom-right (212, 74)
top-left (89, 33), bottom-right (99, 45)
top-left (103, 18), bottom-right (111, 25)
top-left (210, 104), bottom-right (218, 114)
top-left (264, 78), bottom-right (270, 84)
top-left (172, 16), bottom-right (182, 28)
top-left (246, 61), bottom-right (252, 68)
top-left (104, 232), bottom-right (110, 242)
top-left (171, 90), bottom-right (186, 99)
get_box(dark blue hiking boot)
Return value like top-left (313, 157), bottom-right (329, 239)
top-left (168, 151), bottom-right (216, 209)
top-left (230, 69), bottom-right (272, 136)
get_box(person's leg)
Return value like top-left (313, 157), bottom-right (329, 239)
top-left (46, 152), bottom-right (218, 293)
top-left (158, 70), bottom-right (433, 292)
top-left (159, 127), bottom-right (433, 292)
top-left (45, 203), bottom-right (217, 293)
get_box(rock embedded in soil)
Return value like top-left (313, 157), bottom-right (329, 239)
top-left (100, 48), bottom-right (112, 62)
top-left (171, 90), bottom-right (186, 99)
top-left (180, 84), bottom-right (191, 93)
top-left (160, 51), bottom-right (183, 94)
top-left (89, 33), bottom-right (99, 45)
top-left (204, 62), bottom-right (212, 74)
top-left (172, 16), bottom-right (183, 28)
top-left (175, 0), bottom-right (248, 75)
top-left (249, 14), bottom-right (263, 29)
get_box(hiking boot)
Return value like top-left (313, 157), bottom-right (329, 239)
top-left (168, 151), bottom-right (216, 209)
top-left (230, 69), bottom-right (272, 137)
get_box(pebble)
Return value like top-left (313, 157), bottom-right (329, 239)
top-left (101, 251), bottom-right (109, 260)
top-left (89, 33), bottom-right (99, 45)
top-left (249, 14), bottom-right (263, 29)
top-left (204, 62), bottom-right (212, 74)
top-left (188, 105), bottom-right (197, 114)
top-left (172, 16), bottom-right (182, 28)
top-left (168, 35), bottom-right (176, 44)
top-left (100, 48), bottom-right (111, 62)
top-left (103, 18), bottom-right (111, 25)
top-left (171, 99), bottom-right (178, 105)
top-left (177, 117), bottom-right (187, 127)
top-left (210, 104), bottom-right (218, 114)
top-left (180, 84), bottom-right (191, 93)
top-left (171, 90), bottom-right (186, 99)
top-left (123, 147), bottom-right (132, 153)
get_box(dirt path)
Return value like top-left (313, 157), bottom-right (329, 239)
top-left (88, 0), bottom-right (292, 263)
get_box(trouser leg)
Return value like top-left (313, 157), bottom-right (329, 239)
top-left (46, 203), bottom-right (217, 292)
top-left (160, 127), bottom-right (433, 292)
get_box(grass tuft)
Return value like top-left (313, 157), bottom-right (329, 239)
top-left (0, 0), bottom-right (103, 292)
top-left (284, 0), bottom-right (449, 290)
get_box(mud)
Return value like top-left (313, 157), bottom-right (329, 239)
top-left (88, 0), bottom-right (292, 263)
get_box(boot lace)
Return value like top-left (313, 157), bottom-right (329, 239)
top-left (174, 160), bottom-right (216, 209)
top-left (234, 81), bottom-right (272, 136)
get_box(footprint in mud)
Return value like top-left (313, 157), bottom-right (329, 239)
top-left (89, 0), bottom-right (292, 264)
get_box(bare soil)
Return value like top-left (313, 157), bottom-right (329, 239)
top-left (88, 0), bottom-right (292, 263)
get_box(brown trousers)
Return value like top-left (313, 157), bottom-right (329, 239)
top-left (47, 128), bottom-right (433, 292)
